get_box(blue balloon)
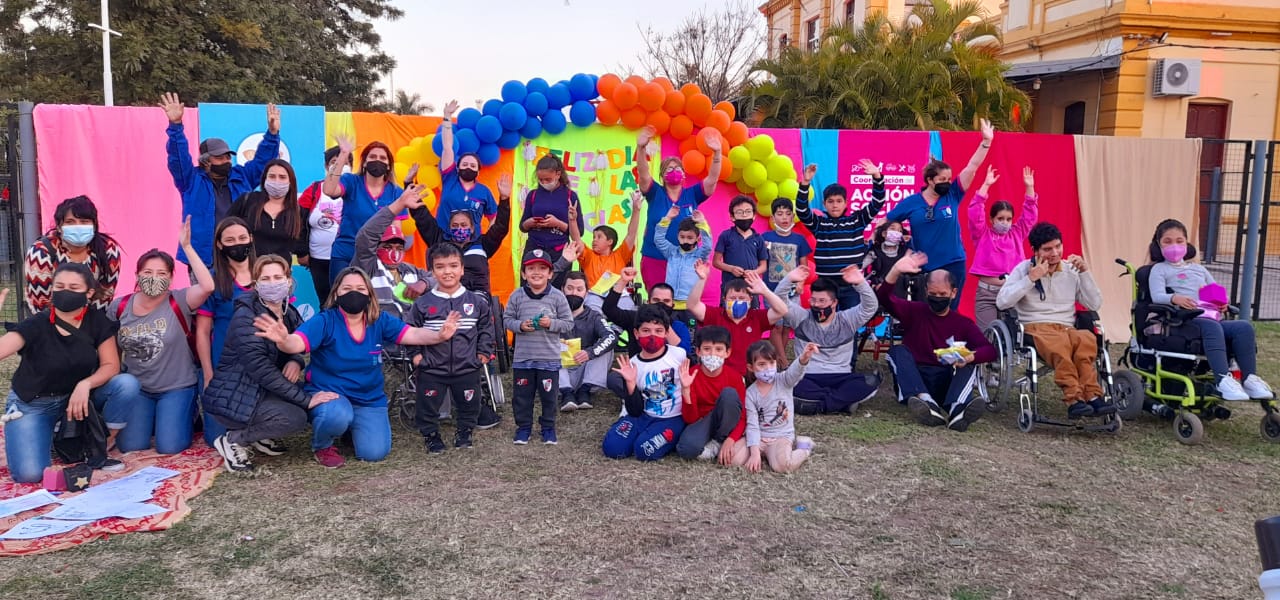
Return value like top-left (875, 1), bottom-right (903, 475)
top-left (568, 73), bottom-right (596, 101)
top-left (501, 80), bottom-right (527, 104)
top-left (477, 142), bottom-right (501, 166)
top-left (456, 108), bottom-right (482, 130)
top-left (499, 102), bottom-right (528, 131)
top-left (546, 84), bottom-right (572, 110)
top-left (497, 129), bottom-right (522, 149)
top-left (523, 92), bottom-right (549, 117)
top-left (520, 116), bottom-right (543, 139)
top-left (474, 116), bottom-right (502, 144)
top-left (541, 109), bottom-right (568, 135)
top-left (482, 99), bottom-right (503, 117)
top-left (431, 125), bottom-right (460, 156)
top-left (526, 78), bottom-right (550, 96)
top-left (569, 101), bottom-right (596, 128)
top-left (455, 128), bottom-right (480, 154)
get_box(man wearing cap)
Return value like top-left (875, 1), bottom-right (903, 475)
top-left (160, 92), bottom-right (281, 270)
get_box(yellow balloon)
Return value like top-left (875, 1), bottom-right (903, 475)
top-left (755, 180), bottom-right (779, 203)
top-left (418, 167), bottom-right (442, 190)
top-left (394, 163), bottom-right (412, 185)
top-left (421, 186), bottom-right (439, 213)
top-left (398, 145), bottom-right (424, 167)
top-left (756, 197), bottom-right (772, 216)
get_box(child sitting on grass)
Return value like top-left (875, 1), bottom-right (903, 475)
top-left (737, 340), bottom-right (819, 474)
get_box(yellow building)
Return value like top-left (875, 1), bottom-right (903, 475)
top-left (758, 0), bottom-right (1005, 56)
top-left (997, 0), bottom-right (1280, 140)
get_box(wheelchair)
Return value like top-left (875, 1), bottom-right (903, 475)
top-left (1113, 259), bottom-right (1280, 445)
top-left (984, 307), bottom-right (1130, 434)
top-left (858, 272), bottom-right (926, 360)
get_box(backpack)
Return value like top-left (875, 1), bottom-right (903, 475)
top-left (116, 292), bottom-right (200, 364)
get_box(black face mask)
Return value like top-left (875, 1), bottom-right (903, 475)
top-left (336, 291), bottom-right (370, 315)
top-left (458, 168), bottom-right (479, 182)
top-left (221, 243), bottom-right (252, 263)
top-left (927, 295), bottom-right (952, 314)
top-left (679, 242), bottom-right (696, 252)
top-left (209, 162), bottom-right (232, 178)
top-left (364, 161), bottom-right (390, 178)
top-left (734, 218), bottom-right (755, 231)
top-left (810, 305), bottom-right (834, 322)
top-left (932, 181), bottom-right (951, 196)
top-left (52, 290), bottom-right (89, 313)
top-left (566, 295), bottom-right (585, 311)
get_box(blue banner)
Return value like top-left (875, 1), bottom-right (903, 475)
top-left (196, 103), bottom-right (327, 188)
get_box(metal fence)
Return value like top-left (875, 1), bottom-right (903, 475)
top-left (0, 104), bottom-right (26, 323)
top-left (1200, 139), bottom-right (1280, 320)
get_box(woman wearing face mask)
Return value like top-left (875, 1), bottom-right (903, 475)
top-left (520, 154), bottom-right (584, 261)
top-left (636, 126), bottom-right (722, 288)
top-left (253, 267), bottom-right (461, 468)
top-left (231, 159), bottom-right (309, 265)
top-left (194, 217), bottom-right (257, 445)
top-left (321, 136), bottom-right (405, 283)
top-left (109, 217), bottom-right (215, 454)
top-left (300, 146), bottom-right (352, 301)
top-left (2, 264), bottom-right (141, 482)
top-left (967, 166), bottom-right (1038, 332)
top-left (406, 173), bottom-right (513, 296)
top-left (25, 195), bottom-right (123, 314)
top-left (887, 119), bottom-right (995, 309)
top-left (204, 255), bottom-right (334, 473)
top-left (436, 100), bottom-right (500, 242)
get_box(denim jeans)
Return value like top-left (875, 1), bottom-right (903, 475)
top-left (119, 384), bottom-right (199, 454)
top-left (3, 373), bottom-right (140, 483)
top-left (309, 395), bottom-right (392, 461)
top-left (1191, 317), bottom-right (1258, 378)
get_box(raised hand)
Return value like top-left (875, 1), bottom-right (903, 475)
top-left (693, 259), bottom-right (710, 281)
top-left (980, 118), bottom-right (995, 142)
top-left (620, 266), bottom-right (638, 286)
top-left (308, 391), bottom-right (339, 409)
top-left (612, 355), bottom-right (638, 386)
top-left (679, 359), bottom-right (697, 389)
top-left (1067, 254), bottom-right (1089, 273)
top-left (637, 127), bottom-right (654, 148)
top-left (440, 311), bottom-right (461, 339)
top-left (179, 215), bottom-right (193, 250)
top-left (631, 189), bottom-right (644, 207)
top-left (787, 264), bottom-right (811, 283)
top-left (253, 314), bottom-right (290, 343)
top-left (691, 210), bottom-right (706, 225)
top-left (799, 164), bottom-right (817, 186)
top-left (705, 134), bottom-right (722, 154)
top-left (1028, 261), bottom-right (1050, 282)
top-left (983, 166), bottom-right (999, 188)
top-left (336, 134), bottom-right (355, 155)
top-left (840, 263), bottom-right (866, 286)
top-left (404, 163), bottom-right (420, 185)
top-left (443, 100), bottom-right (460, 120)
top-left (399, 184), bottom-right (427, 210)
top-left (567, 198), bottom-right (579, 223)
top-left (561, 240), bottom-right (583, 263)
top-left (893, 250), bottom-right (928, 275)
top-left (743, 270), bottom-right (768, 294)
top-left (799, 342), bottom-right (820, 365)
top-left (665, 205), bottom-right (680, 221)
top-left (266, 103), bottom-right (281, 134)
top-left (1023, 166), bottom-right (1035, 190)
top-left (159, 93), bottom-right (184, 124)
top-left (859, 159), bottom-right (881, 179)
top-left (498, 173), bottom-right (513, 198)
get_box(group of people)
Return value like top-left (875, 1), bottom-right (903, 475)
top-left (3, 103), bottom-right (1273, 482)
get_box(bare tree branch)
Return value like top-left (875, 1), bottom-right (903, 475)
top-left (625, 1), bottom-right (764, 101)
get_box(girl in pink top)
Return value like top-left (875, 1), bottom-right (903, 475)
top-left (968, 166), bottom-right (1038, 331)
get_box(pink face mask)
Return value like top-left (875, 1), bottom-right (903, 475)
top-left (885, 230), bottom-right (903, 245)
top-left (663, 170), bottom-right (685, 186)
top-left (1162, 244), bottom-right (1187, 263)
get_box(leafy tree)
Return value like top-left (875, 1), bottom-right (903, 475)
top-left (628, 0), bottom-right (763, 101)
top-left (0, 0), bottom-right (401, 110)
top-left (375, 90), bottom-right (434, 115)
top-left (745, 0), bottom-right (1029, 131)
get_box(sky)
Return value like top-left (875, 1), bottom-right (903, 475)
top-left (373, 0), bottom-right (746, 112)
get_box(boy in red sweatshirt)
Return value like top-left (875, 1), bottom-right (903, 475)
top-left (675, 326), bottom-right (747, 464)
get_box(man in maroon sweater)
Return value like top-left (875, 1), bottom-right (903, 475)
top-left (880, 251), bottom-right (997, 431)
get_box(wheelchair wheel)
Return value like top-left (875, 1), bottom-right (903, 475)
top-left (393, 375), bottom-right (418, 433)
top-left (1261, 413), bottom-right (1280, 443)
top-left (1017, 408), bottom-right (1035, 433)
top-left (483, 365), bottom-right (507, 407)
top-left (1173, 412), bottom-right (1204, 445)
top-left (490, 295), bottom-right (511, 373)
top-left (984, 320), bottom-right (1015, 413)
top-left (1111, 370), bottom-right (1147, 421)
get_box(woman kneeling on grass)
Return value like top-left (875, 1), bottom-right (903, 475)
top-left (203, 255), bottom-right (340, 473)
top-left (2, 264), bottom-right (138, 482)
top-left (253, 267), bottom-right (460, 468)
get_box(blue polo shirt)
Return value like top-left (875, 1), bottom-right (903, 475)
top-left (887, 181), bottom-right (967, 270)
top-left (198, 282), bottom-right (251, 367)
top-left (714, 228), bottom-right (769, 275)
top-left (436, 165), bottom-right (497, 247)
top-left (296, 309), bottom-right (409, 406)
top-left (642, 183), bottom-right (710, 260)
top-left (330, 173), bottom-right (404, 263)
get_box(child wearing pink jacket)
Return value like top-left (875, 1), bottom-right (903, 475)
top-left (968, 166), bottom-right (1039, 332)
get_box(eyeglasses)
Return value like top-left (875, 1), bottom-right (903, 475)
top-left (732, 211), bottom-right (755, 218)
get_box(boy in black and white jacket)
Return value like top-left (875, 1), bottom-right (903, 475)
top-left (407, 243), bottom-right (494, 454)
top-left (559, 272), bottom-right (617, 413)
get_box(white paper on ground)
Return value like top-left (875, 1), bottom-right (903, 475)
top-left (0, 517), bottom-right (94, 540)
top-left (0, 490), bottom-right (58, 519)
top-left (43, 500), bottom-right (168, 521)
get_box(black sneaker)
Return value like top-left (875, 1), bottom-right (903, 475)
top-left (424, 434), bottom-right (446, 454)
top-left (213, 434), bottom-right (255, 473)
top-left (1089, 398), bottom-right (1116, 416)
top-left (251, 438), bottom-right (288, 456)
top-left (1067, 401), bottom-right (1095, 419)
top-left (948, 402), bottom-right (984, 432)
top-left (476, 406), bottom-right (501, 430)
top-left (908, 396), bottom-right (946, 427)
top-left (454, 429), bottom-right (474, 449)
top-left (95, 458), bottom-right (126, 472)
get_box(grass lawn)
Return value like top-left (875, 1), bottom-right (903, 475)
top-left (4, 325), bottom-right (1280, 599)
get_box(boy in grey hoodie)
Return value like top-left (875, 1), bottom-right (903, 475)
top-left (504, 249), bottom-right (574, 445)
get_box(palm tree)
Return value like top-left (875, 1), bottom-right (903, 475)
top-left (746, 0), bottom-right (1028, 131)
top-left (377, 90), bottom-right (434, 115)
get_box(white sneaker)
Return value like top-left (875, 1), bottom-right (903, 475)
top-left (1243, 374), bottom-right (1275, 400)
top-left (795, 436), bottom-right (816, 452)
top-left (698, 440), bottom-right (721, 461)
top-left (577, 401), bottom-right (593, 410)
top-left (560, 401), bottom-right (579, 412)
top-left (1217, 376), bottom-right (1249, 401)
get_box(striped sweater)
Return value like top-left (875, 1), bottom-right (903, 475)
top-left (25, 230), bottom-right (122, 314)
top-left (793, 179), bottom-right (886, 280)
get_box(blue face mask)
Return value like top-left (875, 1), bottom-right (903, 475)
top-left (61, 224), bottom-right (95, 247)
top-left (448, 227), bottom-right (472, 242)
top-left (730, 299), bottom-right (749, 319)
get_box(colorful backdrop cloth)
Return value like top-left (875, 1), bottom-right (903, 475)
top-left (197, 103), bottom-right (327, 186)
top-left (34, 104), bottom-right (201, 294)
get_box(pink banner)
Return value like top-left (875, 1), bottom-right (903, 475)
top-left (836, 130), bottom-right (932, 225)
top-left (35, 105), bottom-right (200, 296)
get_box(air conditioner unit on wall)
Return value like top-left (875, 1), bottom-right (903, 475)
top-left (1152, 58), bottom-right (1202, 97)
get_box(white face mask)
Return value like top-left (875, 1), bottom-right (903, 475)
top-left (755, 365), bottom-right (778, 383)
top-left (699, 354), bottom-right (725, 372)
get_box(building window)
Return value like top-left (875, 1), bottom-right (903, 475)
top-left (1064, 101), bottom-right (1086, 135)
top-left (806, 18), bottom-right (820, 52)
top-left (779, 34), bottom-right (789, 55)
top-left (845, 1), bottom-right (858, 25)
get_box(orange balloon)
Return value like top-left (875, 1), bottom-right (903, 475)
top-left (638, 82), bottom-right (665, 112)
top-left (645, 110), bottom-right (672, 136)
top-left (685, 94), bottom-right (713, 127)
top-left (612, 83), bottom-right (639, 110)
top-left (714, 101), bottom-right (737, 122)
top-left (726, 121), bottom-right (750, 147)
top-left (682, 150), bottom-right (706, 175)
top-left (663, 90), bottom-right (686, 116)
top-left (678, 137), bottom-right (697, 158)
top-left (680, 83), bottom-right (702, 98)
top-left (598, 74), bottom-right (622, 99)
top-left (596, 99), bottom-right (621, 126)
top-left (670, 115), bottom-right (694, 140)
top-left (717, 156), bottom-right (735, 182)
top-left (705, 110), bottom-right (732, 135)
top-left (624, 75), bottom-right (647, 89)
top-left (621, 106), bottom-right (647, 130)
top-left (652, 77), bottom-right (675, 92)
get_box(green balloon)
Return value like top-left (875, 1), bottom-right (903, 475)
top-left (748, 135), bottom-right (775, 162)
top-left (755, 180), bottom-right (779, 203)
top-left (743, 161), bottom-right (768, 188)
top-left (777, 179), bottom-right (800, 200)
top-left (766, 154), bottom-right (792, 182)
top-left (728, 146), bottom-right (751, 169)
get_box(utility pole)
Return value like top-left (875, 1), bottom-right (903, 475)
top-left (87, 0), bottom-right (122, 106)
